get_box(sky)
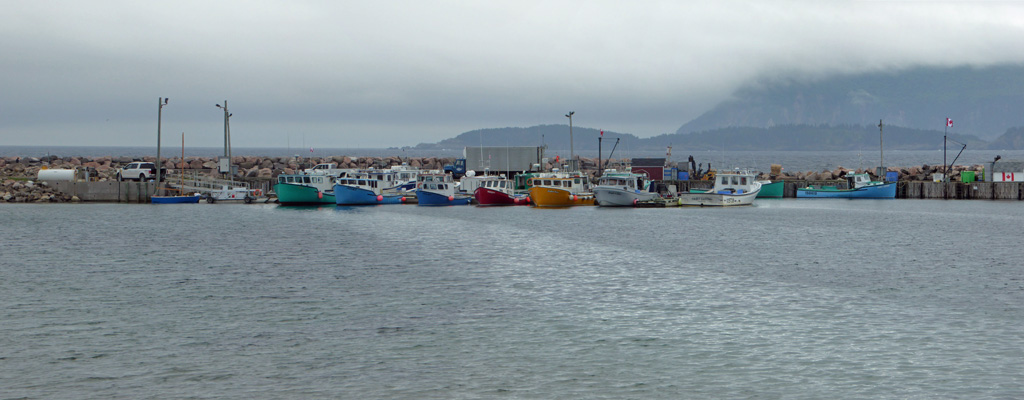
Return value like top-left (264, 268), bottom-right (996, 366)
top-left (3, 1), bottom-right (1024, 149)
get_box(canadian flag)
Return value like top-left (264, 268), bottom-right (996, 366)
top-left (946, 118), bottom-right (953, 127)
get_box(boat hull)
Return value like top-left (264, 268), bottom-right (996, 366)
top-left (474, 187), bottom-right (529, 206)
top-left (756, 181), bottom-right (784, 198)
top-left (152, 194), bottom-right (200, 204)
top-left (528, 187), bottom-right (595, 207)
top-left (796, 182), bottom-right (896, 198)
top-left (677, 189), bottom-right (759, 206)
top-left (274, 183), bottom-right (335, 205)
top-left (416, 189), bottom-right (472, 206)
top-left (593, 187), bottom-right (661, 206)
top-left (333, 184), bottom-right (406, 205)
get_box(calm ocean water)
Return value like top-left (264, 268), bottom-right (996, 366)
top-left (2, 200), bottom-right (1023, 399)
top-left (3, 146), bottom-right (1023, 173)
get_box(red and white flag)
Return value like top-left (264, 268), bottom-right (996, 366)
top-left (946, 118), bottom-right (953, 127)
top-left (309, 147), bottom-right (314, 153)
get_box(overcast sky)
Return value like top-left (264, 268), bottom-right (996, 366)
top-left (2, 1), bottom-right (1023, 149)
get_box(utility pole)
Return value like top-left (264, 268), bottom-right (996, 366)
top-left (565, 111), bottom-right (574, 170)
top-left (216, 101), bottom-right (232, 179)
top-left (156, 97), bottom-right (168, 194)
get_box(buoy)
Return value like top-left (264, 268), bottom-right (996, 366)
top-left (571, 194), bottom-right (577, 201)
top-left (377, 195), bottom-right (384, 201)
top-left (448, 195), bottom-right (455, 201)
top-left (633, 198), bottom-right (638, 206)
top-left (400, 197), bottom-right (406, 203)
top-left (317, 191), bottom-right (323, 199)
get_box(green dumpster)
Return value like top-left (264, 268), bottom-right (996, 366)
top-left (961, 171), bottom-right (976, 183)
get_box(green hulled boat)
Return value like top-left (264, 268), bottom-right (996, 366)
top-left (274, 174), bottom-right (336, 205)
top-left (756, 181), bottom-right (784, 198)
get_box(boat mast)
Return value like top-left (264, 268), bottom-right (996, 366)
top-left (878, 119), bottom-right (884, 179)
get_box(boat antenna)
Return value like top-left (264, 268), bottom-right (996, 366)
top-left (878, 119), bottom-right (884, 179)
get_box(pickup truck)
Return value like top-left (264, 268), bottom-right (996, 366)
top-left (303, 163), bottom-right (350, 177)
top-left (116, 162), bottom-right (168, 181)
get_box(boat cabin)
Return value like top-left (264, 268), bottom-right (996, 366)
top-left (526, 175), bottom-right (590, 194)
top-left (278, 174), bottom-right (332, 187)
top-left (845, 173), bottom-right (879, 189)
top-left (596, 174), bottom-right (648, 192)
top-left (417, 174), bottom-right (455, 192)
top-left (336, 177), bottom-right (383, 195)
top-left (714, 172), bottom-right (757, 194)
top-left (475, 177), bottom-right (513, 194)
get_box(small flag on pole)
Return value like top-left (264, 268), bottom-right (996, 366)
top-left (946, 118), bottom-right (953, 127)
top-left (600, 130), bottom-right (604, 137)
top-left (309, 147), bottom-right (314, 153)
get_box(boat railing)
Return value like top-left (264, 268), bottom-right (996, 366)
top-left (164, 170), bottom-right (253, 194)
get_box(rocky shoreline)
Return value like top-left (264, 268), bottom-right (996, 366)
top-left (0, 155), bottom-right (988, 203)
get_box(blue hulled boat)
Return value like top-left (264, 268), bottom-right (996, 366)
top-left (334, 177), bottom-right (407, 205)
top-left (415, 173), bottom-right (471, 206)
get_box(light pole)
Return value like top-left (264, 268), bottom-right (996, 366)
top-left (215, 101), bottom-right (232, 178)
top-left (156, 97), bottom-right (168, 193)
top-left (565, 111), bottom-right (574, 169)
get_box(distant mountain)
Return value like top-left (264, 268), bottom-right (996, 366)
top-left (987, 127), bottom-right (1024, 150)
top-left (415, 124), bottom-right (642, 151)
top-left (415, 65), bottom-right (1024, 151)
top-left (676, 65), bottom-right (1024, 139)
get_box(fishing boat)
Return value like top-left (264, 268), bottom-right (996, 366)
top-left (593, 170), bottom-right (662, 207)
top-left (415, 173), bottom-right (472, 206)
top-left (273, 173), bottom-right (336, 205)
top-left (152, 133), bottom-right (201, 204)
top-left (795, 173), bottom-right (896, 198)
top-left (473, 175), bottom-right (529, 206)
top-left (334, 175), bottom-right (408, 205)
top-left (756, 180), bottom-right (784, 198)
top-left (677, 170), bottom-right (761, 206)
top-left (527, 172), bottom-right (595, 207)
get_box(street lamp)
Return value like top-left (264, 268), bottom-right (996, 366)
top-left (215, 102), bottom-right (233, 177)
top-left (565, 111), bottom-right (574, 169)
top-left (156, 97), bottom-right (169, 193)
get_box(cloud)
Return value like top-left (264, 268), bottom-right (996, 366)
top-left (2, 0), bottom-right (1023, 148)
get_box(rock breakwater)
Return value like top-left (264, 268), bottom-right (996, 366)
top-left (0, 154), bottom-right (989, 202)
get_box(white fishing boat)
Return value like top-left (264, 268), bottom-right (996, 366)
top-left (593, 170), bottom-right (662, 207)
top-left (677, 170), bottom-right (761, 207)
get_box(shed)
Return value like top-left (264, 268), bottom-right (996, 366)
top-left (630, 158), bottom-right (667, 181)
top-left (988, 160), bottom-right (1024, 182)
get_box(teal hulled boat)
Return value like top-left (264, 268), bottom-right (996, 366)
top-left (274, 174), bottom-right (336, 205)
top-left (796, 173), bottom-right (896, 199)
top-left (756, 181), bottom-right (784, 198)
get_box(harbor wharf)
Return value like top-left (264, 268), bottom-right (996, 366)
top-left (0, 154), bottom-right (1019, 202)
